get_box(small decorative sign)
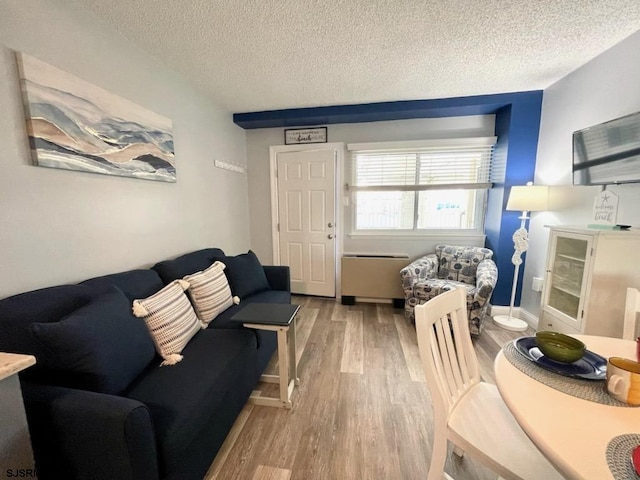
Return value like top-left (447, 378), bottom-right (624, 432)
top-left (591, 190), bottom-right (618, 226)
top-left (284, 127), bottom-right (327, 145)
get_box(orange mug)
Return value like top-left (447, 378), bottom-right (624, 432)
top-left (606, 357), bottom-right (640, 405)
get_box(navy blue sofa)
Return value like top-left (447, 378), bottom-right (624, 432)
top-left (0, 248), bottom-right (291, 480)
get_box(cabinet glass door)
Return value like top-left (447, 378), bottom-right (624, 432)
top-left (548, 236), bottom-right (588, 321)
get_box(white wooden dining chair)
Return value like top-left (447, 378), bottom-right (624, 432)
top-left (414, 288), bottom-right (563, 480)
top-left (623, 287), bottom-right (640, 341)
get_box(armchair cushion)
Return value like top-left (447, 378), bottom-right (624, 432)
top-left (413, 279), bottom-right (476, 306)
top-left (436, 245), bottom-right (494, 284)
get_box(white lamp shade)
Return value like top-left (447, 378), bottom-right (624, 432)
top-left (507, 185), bottom-right (549, 212)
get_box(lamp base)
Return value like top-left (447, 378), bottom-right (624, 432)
top-left (493, 314), bottom-right (528, 332)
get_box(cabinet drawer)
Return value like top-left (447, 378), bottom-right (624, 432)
top-left (540, 309), bottom-right (580, 335)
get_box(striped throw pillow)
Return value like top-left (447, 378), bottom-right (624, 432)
top-left (183, 261), bottom-right (237, 325)
top-left (132, 280), bottom-right (201, 366)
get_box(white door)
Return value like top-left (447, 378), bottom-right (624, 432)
top-left (276, 148), bottom-right (336, 297)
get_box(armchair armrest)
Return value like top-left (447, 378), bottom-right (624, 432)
top-left (23, 382), bottom-right (159, 480)
top-left (474, 258), bottom-right (498, 307)
top-left (400, 254), bottom-right (439, 293)
top-left (263, 265), bottom-right (291, 292)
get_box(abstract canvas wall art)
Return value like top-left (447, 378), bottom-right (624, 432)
top-left (16, 52), bottom-right (175, 182)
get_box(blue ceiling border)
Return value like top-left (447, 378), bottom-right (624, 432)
top-left (233, 91), bottom-right (542, 129)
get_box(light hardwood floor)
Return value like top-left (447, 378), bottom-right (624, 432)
top-left (205, 296), bottom-right (534, 480)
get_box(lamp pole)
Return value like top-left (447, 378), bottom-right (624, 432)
top-left (493, 182), bottom-right (549, 332)
top-left (500, 212), bottom-right (530, 331)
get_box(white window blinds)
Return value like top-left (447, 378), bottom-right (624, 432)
top-left (347, 137), bottom-right (496, 191)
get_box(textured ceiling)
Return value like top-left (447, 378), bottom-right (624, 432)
top-left (73, 0), bottom-right (640, 114)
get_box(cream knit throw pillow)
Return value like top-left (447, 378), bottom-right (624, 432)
top-left (183, 261), bottom-right (239, 326)
top-left (132, 280), bottom-right (201, 366)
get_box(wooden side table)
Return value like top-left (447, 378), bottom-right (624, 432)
top-left (0, 352), bottom-right (37, 478)
top-left (231, 303), bottom-right (300, 409)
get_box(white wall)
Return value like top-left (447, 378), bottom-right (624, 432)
top-left (523, 29), bottom-right (640, 318)
top-left (0, 0), bottom-right (249, 298)
top-left (246, 115), bottom-right (495, 263)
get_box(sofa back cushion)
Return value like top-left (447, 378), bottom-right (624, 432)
top-left (0, 284), bottom-right (99, 376)
top-left (436, 245), bottom-right (494, 284)
top-left (81, 268), bottom-right (166, 300)
top-left (29, 286), bottom-right (156, 394)
top-left (152, 248), bottom-right (226, 284)
top-left (223, 250), bottom-right (270, 300)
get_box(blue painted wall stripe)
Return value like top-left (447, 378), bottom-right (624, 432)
top-left (491, 93), bottom-right (544, 306)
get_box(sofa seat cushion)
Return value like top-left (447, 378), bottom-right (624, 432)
top-left (210, 289), bottom-right (291, 345)
top-left (208, 292), bottom-right (292, 377)
top-left (124, 328), bottom-right (257, 476)
top-left (152, 248), bottom-right (226, 285)
top-left (243, 289), bottom-right (292, 305)
top-left (29, 286), bottom-right (156, 394)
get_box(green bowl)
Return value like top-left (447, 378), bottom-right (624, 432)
top-left (535, 331), bottom-right (586, 363)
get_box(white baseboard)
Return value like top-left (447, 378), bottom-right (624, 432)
top-left (489, 305), bottom-right (539, 331)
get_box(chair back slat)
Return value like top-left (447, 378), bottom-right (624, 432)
top-left (623, 287), bottom-right (640, 340)
top-left (450, 307), bottom-right (473, 386)
top-left (430, 326), bottom-right (454, 401)
top-left (415, 288), bottom-right (480, 416)
top-left (435, 311), bottom-right (465, 398)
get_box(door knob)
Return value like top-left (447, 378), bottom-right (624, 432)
top-left (327, 234), bottom-right (334, 239)
top-left (328, 222), bottom-right (334, 228)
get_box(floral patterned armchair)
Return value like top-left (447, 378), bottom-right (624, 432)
top-left (400, 245), bottom-right (498, 336)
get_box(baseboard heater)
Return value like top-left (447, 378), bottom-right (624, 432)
top-left (341, 254), bottom-right (410, 307)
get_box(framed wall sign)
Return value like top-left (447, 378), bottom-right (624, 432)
top-left (284, 127), bottom-right (327, 145)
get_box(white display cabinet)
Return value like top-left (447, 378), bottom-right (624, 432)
top-left (539, 226), bottom-right (640, 337)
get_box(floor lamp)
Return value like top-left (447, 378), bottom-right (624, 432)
top-left (493, 183), bottom-right (549, 332)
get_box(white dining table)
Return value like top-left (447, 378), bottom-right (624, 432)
top-left (494, 335), bottom-right (640, 480)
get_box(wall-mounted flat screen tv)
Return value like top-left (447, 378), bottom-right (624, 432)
top-left (573, 110), bottom-right (640, 185)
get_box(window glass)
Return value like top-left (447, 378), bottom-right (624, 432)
top-left (416, 189), bottom-right (477, 229)
top-left (355, 191), bottom-right (415, 230)
top-left (348, 138), bottom-right (495, 234)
